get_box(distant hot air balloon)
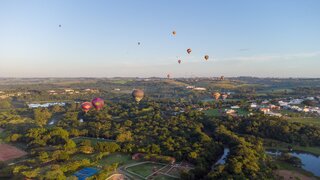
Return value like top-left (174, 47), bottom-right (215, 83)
top-left (213, 92), bottom-right (221, 100)
top-left (138, 42), bottom-right (141, 45)
top-left (220, 76), bottom-right (224, 81)
top-left (178, 60), bottom-right (181, 64)
top-left (81, 102), bottom-right (92, 113)
top-left (91, 98), bottom-right (104, 110)
top-left (222, 94), bottom-right (228, 100)
top-left (172, 31), bottom-right (176, 36)
top-left (167, 74), bottom-right (170, 79)
top-left (187, 48), bottom-right (192, 54)
top-left (132, 89), bottom-right (144, 103)
top-left (59, 25), bottom-right (61, 27)
top-left (204, 55), bottom-right (209, 61)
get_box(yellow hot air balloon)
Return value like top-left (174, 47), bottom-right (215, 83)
top-left (213, 92), bottom-right (221, 100)
top-left (132, 89), bottom-right (144, 103)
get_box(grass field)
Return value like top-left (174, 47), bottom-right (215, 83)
top-left (286, 117), bottom-right (320, 126)
top-left (264, 139), bottom-right (320, 156)
top-left (98, 153), bottom-right (135, 166)
top-left (204, 109), bottom-right (221, 117)
top-left (72, 137), bottom-right (114, 145)
top-left (273, 160), bottom-right (316, 178)
top-left (126, 162), bottom-right (165, 178)
top-left (154, 174), bottom-right (178, 180)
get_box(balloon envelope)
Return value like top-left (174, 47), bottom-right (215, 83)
top-left (81, 102), bottom-right (92, 113)
top-left (213, 92), bottom-right (221, 100)
top-left (204, 55), bottom-right (209, 60)
top-left (172, 31), bottom-right (176, 36)
top-left (132, 89), bottom-right (144, 103)
top-left (178, 60), bottom-right (181, 64)
top-left (91, 98), bottom-right (104, 110)
top-left (187, 48), bottom-right (192, 54)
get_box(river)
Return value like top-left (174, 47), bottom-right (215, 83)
top-left (267, 150), bottom-right (320, 177)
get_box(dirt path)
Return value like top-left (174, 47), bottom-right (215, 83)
top-left (275, 170), bottom-right (318, 180)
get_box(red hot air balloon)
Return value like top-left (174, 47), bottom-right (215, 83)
top-left (81, 102), bottom-right (92, 113)
top-left (178, 60), bottom-right (181, 64)
top-left (187, 48), bottom-right (192, 54)
top-left (91, 98), bottom-right (104, 111)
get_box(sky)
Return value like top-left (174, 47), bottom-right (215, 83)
top-left (0, 0), bottom-right (320, 78)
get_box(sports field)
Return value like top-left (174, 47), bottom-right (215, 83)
top-left (0, 143), bottom-right (27, 161)
top-left (126, 162), bottom-right (166, 178)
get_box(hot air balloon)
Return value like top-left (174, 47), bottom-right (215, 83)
top-left (138, 42), bottom-right (141, 45)
top-left (220, 76), bottom-right (224, 81)
top-left (91, 98), bottom-right (104, 111)
top-left (213, 92), bottom-right (221, 100)
top-left (172, 31), bottom-right (176, 36)
top-left (204, 55), bottom-right (209, 61)
top-left (187, 48), bottom-right (192, 54)
top-left (132, 89), bottom-right (144, 103)
top-left (81, 102), bottom-right (92, 113)
top-left (222, 94), bottom-right (228, 100)
top-left (167, 74), bottom-right (170, 79)
top-left (59, 24), bottom-right (61, 27)
top-left (178, 60), bottom-right (181, 64)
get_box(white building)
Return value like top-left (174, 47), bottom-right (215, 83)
top-left (193, 87), bottom-right (206, 91)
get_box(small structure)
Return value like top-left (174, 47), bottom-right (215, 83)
top-left (73, 167), bottom-right (99, 180)
top-left (193, 87), bottom-right (206, 91)
top-left (132, 153), bottom-right (144, 160)
top-left (260, 108), bottom-right (270, 114)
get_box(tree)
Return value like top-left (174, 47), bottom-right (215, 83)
top-left (34, 108), bottom-right (52, 126)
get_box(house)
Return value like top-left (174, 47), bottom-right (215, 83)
top-left (231, 105), bottom-right (240, 109)
top-left (260, 108), bottom-right (270, 114)
top-left (262, 100), bottom-right (269, 104)
top-left (132, 153), bottom-right (144, 160)
top-left (250, 103), bottom-right (258, 108)
top-left (225, 109), bottom-right (236, 114)
top-left (289, 99), bottom-right (303, 105)
top-left (269, 105), bottom-right (281, 110)
top-left (186, 86), bottom-right (195, 89)
top-left (193, 87), bottom-right (206, 91)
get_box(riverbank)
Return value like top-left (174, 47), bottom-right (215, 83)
top-left (263, 138), bottom-right (320, 156)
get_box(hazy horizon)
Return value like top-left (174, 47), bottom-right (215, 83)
top-left (1, 0), bottom-right (320, 78)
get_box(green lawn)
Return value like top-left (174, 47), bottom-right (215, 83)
top-left (126, 163), bottom-right (165, 178)
top-left (72, 137), bottom-right (114, 146)
top-left (204, 109), bottom-right (221, 117)
top-left (154, 174), bottom-right (178, 180)
top-left (264, 139), bottom-right (320, 156)
top-left (272, 160), bottom-right (316, 178)
top-left (286, 117), bottom-right (320, 126)
top-left (97, 153), bottom-right (135, 166)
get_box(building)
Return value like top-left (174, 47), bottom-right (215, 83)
top-left (186, 86), bottom-right (195, 89)
top-left (260, 108), bottom-right (270, 114)
top-left (231, 105), bottom-right (240, 109)
top-left (193, 87), bottom-right (206, 91)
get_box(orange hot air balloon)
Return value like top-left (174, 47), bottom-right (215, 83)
top-left (222, 94), bottom-right (228, 100)
top-left (81, 102), bottom-right (92, 113)
top-left (204, 55), bottom-right (209, 61)
top-left (132, 89), bottom-right (144, 103)
top-left (187, 48), bottom-right (192, 54)
top-left (213, 92), bottom-right (221, 100)
top-left (172, 31), bottom-right (176, 36)
top-left (178, 60), bottom-right (181, 64)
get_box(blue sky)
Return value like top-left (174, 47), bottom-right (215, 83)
top-left (0, 0), bottom-right (320, 77)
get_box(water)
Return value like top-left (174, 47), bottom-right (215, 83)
top-left (215, 148), bottom-right (230, 165)
top-left (28, 102), bottom-right (66, 108)
top-left (267, 150), bottom-right (320, 176)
